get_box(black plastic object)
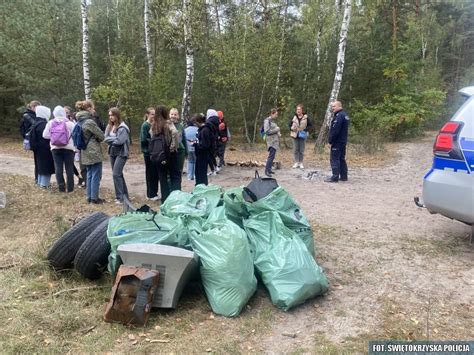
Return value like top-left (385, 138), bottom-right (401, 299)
top-left (242, 170), bottom-right (278, 202)
top-left (47, 212), bottom-right (109, 270)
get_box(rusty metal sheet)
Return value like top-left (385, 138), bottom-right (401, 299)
top-left (104, 265), bottom-right (159, 326)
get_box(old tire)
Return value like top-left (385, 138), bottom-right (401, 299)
top-left (47, 212), bottom-right (109, 270)
top-left (74, 219), bottom-right (111, 280)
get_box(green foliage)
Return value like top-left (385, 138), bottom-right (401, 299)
top-left (0, 0), bottom-right (472, 141)
top-left (93, 56), bottom-right (145, 127)
top-left (351, 89), bottom-right (446, 144)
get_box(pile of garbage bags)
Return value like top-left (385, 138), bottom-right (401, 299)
top-left (107, 184), bottom-right (329, 317)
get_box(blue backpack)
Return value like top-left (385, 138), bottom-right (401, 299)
top-left (260, 121), bottom-right (266, 140)
top-left (72, 121), bottom-right (90, 150)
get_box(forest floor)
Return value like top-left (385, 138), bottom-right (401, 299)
top-left (0, 134), bottom-right (472, 353)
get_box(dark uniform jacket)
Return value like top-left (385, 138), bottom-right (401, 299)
top-left (329, 110), bottom-right (349, 145)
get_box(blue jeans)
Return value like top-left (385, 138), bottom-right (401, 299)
top-left (187, 151), bottom-right (196, 180)
top-left (86, 162), bottom-right (102, 201)
top-left (38, 174), bottom-right (51, 188)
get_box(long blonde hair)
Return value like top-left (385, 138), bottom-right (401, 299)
top-left (144, 107), bottom-right (154, 122)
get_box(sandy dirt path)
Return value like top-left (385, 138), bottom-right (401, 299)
top-left (0, 135), bottom-right (472, 352)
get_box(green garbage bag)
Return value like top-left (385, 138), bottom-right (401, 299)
top-left (245, 186), bottom-right (315, 256)
top-left (107, 212), bottom-right (185, 274)
top-left (244, 211), bottom-right (328, 311)
top-left (223, 187), bottom-right (249, 228)
top-left (160, 190), bottom-right (208, 218)
top-left (191, 184), bottom-right (223, 212)
top-left (190, 207), bottom-right (257, 317)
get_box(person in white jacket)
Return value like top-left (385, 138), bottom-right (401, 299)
top-left (43, 106), bottom-right (76, 192)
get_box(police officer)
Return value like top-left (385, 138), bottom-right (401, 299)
top-left (325, 100), bottom-right (349, 183)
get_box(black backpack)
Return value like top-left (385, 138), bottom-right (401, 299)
top-left (242, 170), bottom-right (279, 202)
top-left (149, 133), bottom-right (169, 164)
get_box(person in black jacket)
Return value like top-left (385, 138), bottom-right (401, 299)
top-left (205, 109), bottom-right (220, 175)
top-left (194, 112), bottom-right (218, 186)
top-left (29, 105), bottom-right (55, 188)
top-left (20, 100), bottom-right (41, 182)
top-left (325, 101), bottom-right (349, 183)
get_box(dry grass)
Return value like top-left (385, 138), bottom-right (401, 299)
top-left (0, 173), bottom-right (277, 353)
top-left (0, 135), bottom-right (397, 169)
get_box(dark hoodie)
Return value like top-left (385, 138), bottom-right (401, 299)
top-left (206, 116), bottom-right (219, 154)
top-left (20, 109), bottom-right (38, 139)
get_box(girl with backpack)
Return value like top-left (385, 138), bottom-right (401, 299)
top-left (149, 105), bottom-right (179, 203)
top-left (104, 107), bottom-right (130, 204)
top-left (29, 105), bottom-right (55, 189)
top-left (42, 106), bottom-right (76, 192)
top-left (263, 108), bottom-right (281, 177)
top-left (140, 107), bottom-right (160, 201)
top-left (75, 100), bottom-right (105, 204)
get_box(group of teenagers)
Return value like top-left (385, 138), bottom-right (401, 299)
top-left (19, 99), bottom-right (348, 205)
top-left (19, 100), bottom-right (230, 205)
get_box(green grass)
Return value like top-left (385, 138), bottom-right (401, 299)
top-left (0, 173), bottom-right (275, 353)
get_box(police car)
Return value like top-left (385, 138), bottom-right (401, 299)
top-left (418, 86), bottom-right (474, 242)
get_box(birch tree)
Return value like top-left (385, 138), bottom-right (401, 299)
top-left (181, 0), bottom-right (194, 124)
top-left (81, 0), bottom-right (91, 100)
top-left (315, 0), bottom-right (352, 149)
top-left (144, 0), bottom-right (154, 79)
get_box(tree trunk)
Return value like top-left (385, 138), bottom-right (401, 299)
top-left (214, 0), bottom-right (221, 35)
top-left (274, 0), bottom-right (289, 108)
top-left (315, 0), bottom-right (352, 149)
top-left (81, 0), bottom-right (91, 100)
top-left (115, 0), bottom-right (121, 40)
top-left (106, 0), bottom-right (112, 62)
top-left (391, 0), bottom-right (398, 51)
top-left (181, 0), bottom-right (194, 124)
top-left (316, 28), bottom-right (322, 81)
top-left (253, 77), bottom-right (267, 143)
top-left (144, 0), bottom-right (154, 79)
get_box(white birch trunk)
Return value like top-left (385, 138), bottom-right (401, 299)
top-left (144, 0), bottom-right (154, 78)
top-left (316, 0), bottom-right (352, 149)
top-left (316, 28), bottom-right (321, 81)
top-left (81, 0), bottom-right (91, 100)
top-left (116, 0), bottom-right (121, 40)
top-left (181, 0), bottom-right (194, 124)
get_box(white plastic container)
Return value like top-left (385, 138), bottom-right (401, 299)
top-left (0, 192), bottom-right (6, 208)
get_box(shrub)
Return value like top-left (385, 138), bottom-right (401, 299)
top-left (351, 89), bottom-right (446, 145)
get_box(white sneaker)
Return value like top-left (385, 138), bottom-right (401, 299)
top-left (299, 163), bottom-right (304, 169)
top-left (292, 163), bottom-right (299, 169)
top-left (150, 195), bottom-right (161, 201)
top-left (115, 199), bottom-right (122, 205)
top-left (215, 166), bottom-right (221, 172)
